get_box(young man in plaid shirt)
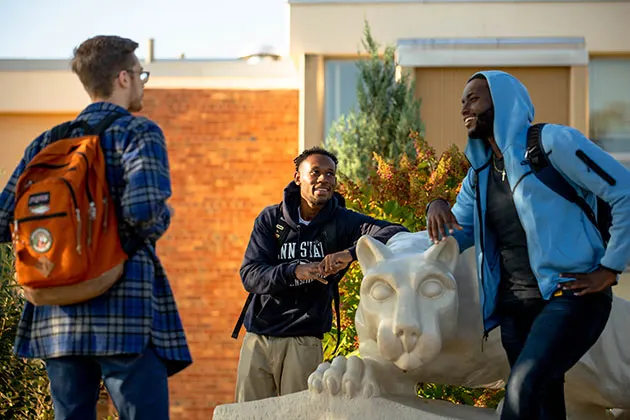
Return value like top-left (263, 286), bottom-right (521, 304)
top-left (0, 36), bottom-right (191, 419)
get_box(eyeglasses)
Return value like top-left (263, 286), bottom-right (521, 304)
top-left (119, 69), bottom-right (150, 84)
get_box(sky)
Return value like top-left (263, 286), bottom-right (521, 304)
top-left (0, 0), bottom-right (290, 59)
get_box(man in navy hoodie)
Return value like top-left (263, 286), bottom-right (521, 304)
top-left (427, 71), bottom-right (630, 419)
top-left (235, 146), bottom-right (408, 402)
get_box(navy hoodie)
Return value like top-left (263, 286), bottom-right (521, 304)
top-left (240, 182), bottom-right (408, 338)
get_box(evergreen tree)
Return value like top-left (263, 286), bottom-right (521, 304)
top-left (326, 20), bottom-right (424, 182)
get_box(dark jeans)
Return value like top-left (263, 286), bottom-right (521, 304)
top-left (45, 345), bottom-right (169, 420)
top-left (498, 290), bottom-right (612, 420)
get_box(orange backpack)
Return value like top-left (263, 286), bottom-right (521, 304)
top-left (13, 113), bottom-right (128, 306)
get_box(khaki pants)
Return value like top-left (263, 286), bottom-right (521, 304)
top-left (235, 332), bottom-right (323, 402)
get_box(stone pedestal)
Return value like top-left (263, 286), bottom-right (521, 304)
top-left (213, 391), bottom-right (497, 420)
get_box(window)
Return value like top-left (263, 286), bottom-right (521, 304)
top-left (589, 58), bottom-right (630, 274)
top-left (324, 60), bottom-right (360, 141)
top-left (589, 58), bottom-right (630, 169)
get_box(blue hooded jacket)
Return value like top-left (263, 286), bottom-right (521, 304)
top-left (451, 70), bottom-right (630, 332)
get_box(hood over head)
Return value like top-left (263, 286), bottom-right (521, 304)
top-left (465, 70), bottom-right (535, 169)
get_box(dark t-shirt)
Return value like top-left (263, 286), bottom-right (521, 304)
top-left (486, 155), bottom-right (542, 304)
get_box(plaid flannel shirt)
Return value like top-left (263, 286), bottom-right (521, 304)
top-left (0, 102), bottom-right (191, 376)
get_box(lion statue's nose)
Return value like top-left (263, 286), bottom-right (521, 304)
top-left (395, 324), bottom-right (420, 351)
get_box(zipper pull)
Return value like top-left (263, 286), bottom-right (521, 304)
top-left (76, 208), bottom-right (82, 255)
top-left (88, 202), bottom-right (96, 246)
top-left (12, 220), bottom-right (18, 244)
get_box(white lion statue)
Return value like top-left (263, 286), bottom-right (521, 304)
top-left (308, 231), bottom-right (630, 420)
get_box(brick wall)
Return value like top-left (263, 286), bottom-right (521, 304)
top-left (139, 89), bottom-right (299, 419)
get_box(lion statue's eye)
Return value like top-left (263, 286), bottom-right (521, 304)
top-left (420, 280), bottom-right (444, 298)
top-left (370, 282), bottom-right (395, 301)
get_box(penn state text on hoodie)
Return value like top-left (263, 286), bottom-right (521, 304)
top-left (240, 182), bottom-right (408, 338)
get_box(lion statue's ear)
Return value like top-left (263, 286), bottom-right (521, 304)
top-left (356, 235), bottom-right (394, 272)
top-left (423, 236), bottom-right (460, 273)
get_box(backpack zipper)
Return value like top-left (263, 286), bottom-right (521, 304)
top-left (59, 178), bottom-right (82, 255)
top-left (78, 152), bottom-right (95, 246)
top-left (27, 162), bottom-right (70, 170)
top-left (13, 212), bottom-right (69, 248)
top-left (77, 153), bottom-right (94, 202)
top-left (16, 212), bottom-right (68, 224)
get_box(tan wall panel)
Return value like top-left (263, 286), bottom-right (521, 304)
top-left (0, 72), bottom-right (89, 113)
top-left (414, 67), bottom-right (570, 156)
top-left (0, 114), bottom-right (76, 185)
top-left (302, 54), bottom-right (325, 151)
top-left (570, 66), bottom-right (589, 135)
top-left (290, 3), bottom-right (630, 60)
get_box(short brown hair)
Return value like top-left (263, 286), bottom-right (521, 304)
top-left (71, 35), bottom-right (139, 98)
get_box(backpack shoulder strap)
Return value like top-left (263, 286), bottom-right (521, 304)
top-left (231, 293), bottom-right (254, 339)
top-left (525, 123), bottom-right (548, 172)
top-left (56, 113), bottom-right (125, 142)
top-left (274, 203), bottom-right (291, 246)
top-left (526, 123), bottom-right (599, 231)
top-left (89, 113), bottom-right (126, 136)
top-left (50, 121), bottom-right (73, 143)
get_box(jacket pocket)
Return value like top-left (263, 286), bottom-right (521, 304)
top-left (15, 211), bottom-right (89, 287)
top-left (254, 295), bottom-right (284, 325)
top-left (576, 150), bottom-right (616, 186)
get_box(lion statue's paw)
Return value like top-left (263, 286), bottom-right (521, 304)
top-left (308, 355), bottom-right (381, 398)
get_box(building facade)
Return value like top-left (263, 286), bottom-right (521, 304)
top-left (290, 0), bottom-right (630, 165)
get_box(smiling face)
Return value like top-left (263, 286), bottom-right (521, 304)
top-left (461, 77), bottom-right (495, 141)
top-left (294, 153), bottom-right (337, 208)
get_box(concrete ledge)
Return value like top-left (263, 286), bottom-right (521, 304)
top-left (213, 390), bottom-right (497, 420)
top-left (397, 48), bottom-right (588, 67)
top-left (396, 37), bottom-right (588, 67)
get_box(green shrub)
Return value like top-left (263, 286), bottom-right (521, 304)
top-left (0, 244), bottom-right (54, 419)
top-left (326, 20), bottom-right (423, 182)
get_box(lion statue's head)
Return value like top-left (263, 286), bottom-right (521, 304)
top-left (354, 232), bottom-right (479, 372)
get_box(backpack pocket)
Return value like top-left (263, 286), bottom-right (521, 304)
top-left (14, 179), bottom-right (88, 288)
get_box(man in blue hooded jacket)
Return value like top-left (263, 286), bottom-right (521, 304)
top-left (426, 71), bottom-right (630, 419)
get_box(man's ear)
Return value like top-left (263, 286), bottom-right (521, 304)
top-left (115, 70), bottom-right (131, 89)
top-left (294, 171), bottom-right (301, 185)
